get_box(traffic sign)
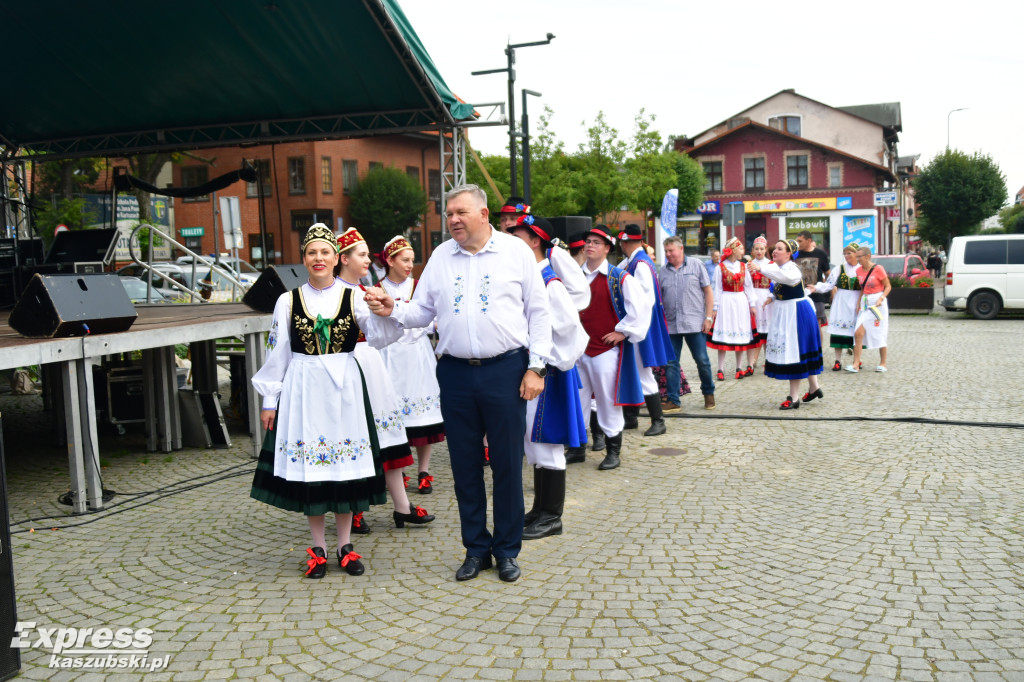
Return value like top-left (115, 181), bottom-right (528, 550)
top-left (873, 191), bottom-right (897, 207)
top-left (179, 226), bottom-right (205, 237)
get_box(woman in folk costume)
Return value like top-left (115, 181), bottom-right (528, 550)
top-left (376, 235), bottom-right (445, 495)
top-left (812, 243), bottom-right (863, 372)
top-left (707, 237), bottom-right (759, 380)
top-left (506, 215), bottom-right (588, 540)
top-left (846, 246), bottom-right (892, 373)
top-left (747, 235), bottom-right (773, 371)
top-left (250, 224), bottom-right (401, 578)
top-left (334, 228), bottom-right (436, 533)
top-left (748, 240), bottom-right (824, 410)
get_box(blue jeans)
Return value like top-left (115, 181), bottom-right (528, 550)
top-left (666, 332), bottom-right (715, 403)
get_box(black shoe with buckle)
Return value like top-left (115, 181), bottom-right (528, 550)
top-left (455, 555), bottom-right (492, 581)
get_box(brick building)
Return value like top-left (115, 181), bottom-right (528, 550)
top-left (172, 134), bottom-right (446, 269)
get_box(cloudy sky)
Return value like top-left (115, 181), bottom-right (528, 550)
top-left (402, 0), bottom-right (1024, 208)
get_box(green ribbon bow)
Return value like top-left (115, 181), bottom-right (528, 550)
top-left (313, 314), bottom-right (334, 353)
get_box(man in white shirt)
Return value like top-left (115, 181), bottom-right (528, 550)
top-left (365, 185), bottom-right (552, 583)
top-left (506, 215), bottom-right (588, 541)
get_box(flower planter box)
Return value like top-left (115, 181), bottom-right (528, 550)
top-left (887, 286), bottom-right (934, 311)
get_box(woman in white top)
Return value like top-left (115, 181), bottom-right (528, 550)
top-left (377, 236), bottom-right (445, 496)
top-left (748, 240), bottom-right (824, 410)
top-left (335, 228), bottom-right (436, 533)
top-left (707, 237), bottom-right (759, 380)
top-left (747, 235), bottom-right (773, 373)
top-left (812, 243), bottom-right (863, 371)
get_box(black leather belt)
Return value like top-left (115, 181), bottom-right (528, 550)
top-left (442, 348), bottom-right (524, 366)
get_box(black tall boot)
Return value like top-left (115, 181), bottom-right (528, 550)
top-left (564, 444), bottom-right (586, 464)
top-left (523, 468), bottom-right (564, 540)
top-left (622, 405), bottom-right (639, 430)
top-left (590, 411), bottom-right (606, 451)
top-left (599, 432), bottom-right (622, 470)
top-left (524, 467), bottom-right (544, 527)
top-left (643, 394), bottom-right (667, 436)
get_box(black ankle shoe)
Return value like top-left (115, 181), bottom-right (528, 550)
top-left (304, 547), bottom-right (327, 579)
top-left (780, 396), bottom-right (800, 410)
top-left (337, 544), bottom-right (364, 576)
top-left (394, 505), bottom-right (435, 528)
top-left (417, 471), bottom-right (433, 494)
top-left (351, 511), bottom-right (371, 535)
top-left (564, 446), bottom-right (586, 464)
top-left (802, 388), bottom-right (824, 403)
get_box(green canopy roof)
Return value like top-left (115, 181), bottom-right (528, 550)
top-left (0, 0), bottom-right (474, 160)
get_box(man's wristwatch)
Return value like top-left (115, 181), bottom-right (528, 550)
top-left (528, 365), bottom-right (547, 379)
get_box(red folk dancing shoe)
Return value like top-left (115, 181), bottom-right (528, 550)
top-left (744, 366), bottom-right (754, 377)
top-left (417, 472), bottom-right (434, 494)
top-left (304, 547), bottom-right (327, 579)
top-left (394, 505), bottom-right (435, 528)
top-left (734, 369), bottom-right (744, 380)
top-left (716, 370), bottom-right (725, 381)
top-left (832, 361), bottom-right (842, 371)
top-left (779, 397), bottom-right (801, 411)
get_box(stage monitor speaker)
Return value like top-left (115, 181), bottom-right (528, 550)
top-left (8, 274), bottom-right (137, 338)
top-left (547, 216), bottom-right (593, 244)
top-left (44, 228), bottom-right (118, 265)
top-left (242, 264), bottom-right (307, 313)
top-left (0, 416), bottom-right (22, 680)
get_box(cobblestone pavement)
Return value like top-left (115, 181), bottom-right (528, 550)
top-left (2, 310), bottom-right (1023, 681)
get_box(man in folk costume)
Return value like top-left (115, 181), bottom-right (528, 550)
top-left (506, 215), bottom-right (588, 539)
top-left (617, 223), bottom-right (675, 437)
top-left (565, 225), bottom-right (652, 471)
top-left (496, 196), bottom-right (531, 231)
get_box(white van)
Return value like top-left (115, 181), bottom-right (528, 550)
top-left (942, 234), bottom-right (1024, 319)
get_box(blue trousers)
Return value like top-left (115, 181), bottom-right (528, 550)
top-left (436, 349), bottom-right (527, 560)
top-left (666, 332), bottom-right (715, 403)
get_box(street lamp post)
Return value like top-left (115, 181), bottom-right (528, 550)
top-left (521, 89), bottom-right (542, 204)
top-left (472, 33), bottom-right (554, 198)
top-left (947, 108), bottom-right (967, 149)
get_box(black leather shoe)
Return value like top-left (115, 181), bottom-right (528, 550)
top-left (337, 544), bottom-right (364, 576)
top-left (393, 505), bottom-right (435, 528)
top-left (304, 547), bottom-right (327, 579)
top-left (564, 446), bottom-right (586, 464)
top-left (455, 555), bottom-right (492, 581)
top-left (497, 557), bottom-right (521, 582)
top-left (643, 420), bottom-right (666, 436)
top-left (589, 412), bottom-right (606, 451)
top-left (351, 511), bottom-right (371, 535)
top-left (801, 388), bottom-right (824, 403)
top-left (599, 433), bottom-right (622, 470)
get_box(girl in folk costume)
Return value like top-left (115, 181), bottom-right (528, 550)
top-left (846, 246), bottom-right (892, 373)
top-left (747, 235), bottom-right (773, 371)
top-left (335, 228), bottom-right (436, 533)
top-left (748, 240), bottom-right (824, 410)
top-left (812, 243), bottom-right (863, 371)
top-left (506, 215), bottom-right (588, 540)
top-left (250, 224), bottom-right (401, 578)
top-left (707, 237), bottom-right (759, 380)
top-left (376, 236), bottom-right (445, 495)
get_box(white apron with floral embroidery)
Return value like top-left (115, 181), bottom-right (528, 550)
top-left (271, 353), bottom-right (377, 483)
top-left (378, 277), bottom-right (443, 428)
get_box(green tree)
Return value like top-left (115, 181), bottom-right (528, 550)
top-left (913, 149), bottom-right (1008, 246)
top-left (30, 157), bottom-right (104, 241)
top-left (348, 165), bottom-right (428, 250)
top-left (570, 111), bottom-right (628, 224)
top-left (672, 153), bottom-right (705, 214)
top-left (998, 203), bottom-right (1024, 234)
top-left (524, 106), bottom-right (579, 217)
top-left (623, 110), bottom-right (679, 217)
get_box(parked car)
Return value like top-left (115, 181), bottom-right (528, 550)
top-left (873, 254), bottom-right (930, 285)
top-left (118, 276), bottom-right (170, 304)
top-left (942, 234), bottom-right (1024, 319)
top-left (176, 255), bottom-right (259, 285)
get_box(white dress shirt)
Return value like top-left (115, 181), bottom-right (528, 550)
top-left (390, 228), bottom-right (553, 365)
top-left (624, 249), bottom-right (658, 306)
top-left (581, 259), bottom-right (653, 343)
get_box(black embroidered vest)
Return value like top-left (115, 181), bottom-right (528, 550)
top-left (838, 265), bottom-right (860, 291)
top-left (289, 287), bottom-right (360, 355)
top-left (774, 283), bottom-right (804, 301)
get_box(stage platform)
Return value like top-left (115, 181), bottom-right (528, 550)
top-left (0, 303), bottom-right (270, 513)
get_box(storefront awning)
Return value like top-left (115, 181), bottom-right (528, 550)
top-left (0, 0), bottom-right (474, 161)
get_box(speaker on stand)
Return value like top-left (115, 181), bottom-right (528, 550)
top-left (0, 416), bottom-right (21, 679)
top-left (242, 264), bottom-right (307, 313)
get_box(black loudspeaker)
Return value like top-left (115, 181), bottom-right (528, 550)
top-left (548, 216), bottom-right (593, 244)
top-left (0, 417), bottom-right (22, 680)
top-left (8, 274), bottom-right (137, 338)
top-left (242, 264), bottom-right (308, 313)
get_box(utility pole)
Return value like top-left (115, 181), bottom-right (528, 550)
top-left (521, 89), bottom-right (542, 204)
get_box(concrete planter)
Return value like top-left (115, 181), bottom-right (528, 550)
top-left (887, 286), bottom-right (933, 311)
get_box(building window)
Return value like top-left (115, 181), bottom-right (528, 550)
top-left (744, 158), bottom-right (765, 190)
top-left (180, 166), bottom-right (209, 202)
top-left (288, 157), bottom-right (306, 195)
top-left (787, 155), bottom-right (808, 188)
top-left (369, 161), bottom-right (383, 172)
top-left (246, 159), bottom-right (272, 198)
top-left (428, 169), bottom-right (442, 214)
top-left (828, 164), bottom-right (842, 188)
top-left (248, 232), bottom-right (274, 269)
top-left (702, 162), bottom-right (722, 192)
top-left (342, 160), bottom-right (358, 195)
top-left (769, 115), bottom-right (801, 136)
top-left (406, 166), bottom-right (420, 182)
top-left (321, 157), bottom-right (333, 195)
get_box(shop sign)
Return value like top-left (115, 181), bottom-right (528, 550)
top-left (743, 197), bottom-right (836, 212)
top-left (788, 217), bottom-right (830, 232)
top-left (887, 208), bottom-right (901, 219)
top-left (873, 191), bottom-right (897, 207)
top-left (179, 226), bottom-right (205, 237)
top-left (843, 215), bottom-right (875, 253)
top-left (697, 201), bottom-right (720, 214)
top-left (837, 197), bottom-right (852, 209)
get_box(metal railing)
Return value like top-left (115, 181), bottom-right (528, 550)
top-left (128, 223), bottom-right (248, 303)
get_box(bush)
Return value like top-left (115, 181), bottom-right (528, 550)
top-left (915, 277), bottom-right (934, 288)
top-left (888, 274), bottom-right (909, 288)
